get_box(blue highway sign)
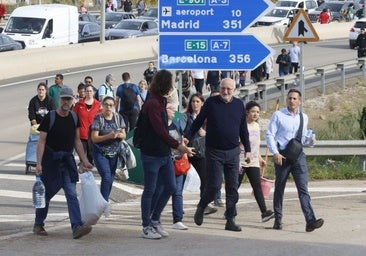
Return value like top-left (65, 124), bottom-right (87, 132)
top-left (159, 34), bottom-right (273, 70)
top-left (159, 0), bottom-right (274, 33)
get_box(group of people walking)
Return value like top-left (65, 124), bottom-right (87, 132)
top-left (27, 64), bottom-right (323, 240)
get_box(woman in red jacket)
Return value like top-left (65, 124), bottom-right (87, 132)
top-left (73, 84), bottom-right (101, 164)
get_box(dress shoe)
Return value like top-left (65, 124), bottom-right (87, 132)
top-left (194, 206), bottom-right (205, 226)
top-left (225, 219), bottom-right (242, 232)
top-left (273, 219), bottom-right (282, 230)
top-left (306, 218), bottom-right (324, 232)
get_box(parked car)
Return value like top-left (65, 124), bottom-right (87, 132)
top-left (276, 0), bottom-right (318, 12)
top-left (349, 18), bottom-right (366, 49)
top-left (308, 1), bottom-right (361, 23)
top-left (97, 12), bottom-right (136, 29)
top-left (78, 21), bottom-right (101, 43)
top-left (140, 7), bottom-right (158, 21)
top-left (0, 34), bottom-right (22, 52)
top-left (79, 12), bottom-right (97, 23)
top-left (105, 19), bottom-right (158, 40)
top-left (255, 7), bottom-right (297, 26)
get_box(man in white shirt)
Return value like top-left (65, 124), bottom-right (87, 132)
top-left (288, 41), bottom-right (301, 74)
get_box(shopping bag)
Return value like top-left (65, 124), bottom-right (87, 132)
top-left (78, 172), bottom-right (111, 225)
top-left (183, 164), bottom-right (201, 192)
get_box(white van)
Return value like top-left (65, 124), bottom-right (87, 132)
top-left (2, 4), bottom-right (78, 49)
top-left (276, 0), bottom-right (318, 12)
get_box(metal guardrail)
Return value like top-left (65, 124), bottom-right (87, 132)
top-left (260, 140), bottom-right (366, 171)
top-left (237, 57), bottom-right (366, 111)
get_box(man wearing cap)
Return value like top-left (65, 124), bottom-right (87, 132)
top-left (48, 74), bottom-right (69, 109)
top-left (34, 87), bottom-right (94, 239)
top-left (356, 28), bottom-right (366, 58)
top-left (276, 49), bottom-right (291, 77)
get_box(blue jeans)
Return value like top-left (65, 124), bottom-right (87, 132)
top-left (140, 153), bottom-right (176, 227)
top-left (273, 152), bottom-right (316, 224)
top-left (172, 175), bottom-right (184, 223)
top-left (93, 149), bottom-right (118, 201)
top-left (35, 164), bottom-right (82, 232)
top-left (198, 146), bottom-right (240, 219)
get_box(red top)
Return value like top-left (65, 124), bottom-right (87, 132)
top-left (319, 12), bottom-right (330, 24)
top-left (73, 99), bottom-right (101, 140)
top-left (0, 4), bottom-right (6, 17)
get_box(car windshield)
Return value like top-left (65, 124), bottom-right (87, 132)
top-left (276, 1), bottom-right (298, 8)
top-left (266, 9), bottom-right (289, 18)
top-left (105, 13), bottom-right (125, 21)
top-left (142, 8), bottom-right (157, 18)
top-left (114, 21), bottom-right (141, 30)
top-left (4, 17), bottom-right (46, 34)
top-left (354, 21), bottom-right (366, 29)
top-left (316, 3), bottom-right (344, 12)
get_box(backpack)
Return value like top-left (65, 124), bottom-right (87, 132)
top-left (121, 83), bottom-right (137, 110)
top-left (95, 83), bottom-right (110, 101)
top-left (49, 110), bottom-right (78, 131)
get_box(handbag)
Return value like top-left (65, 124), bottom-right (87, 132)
top-left (191, 136), bottom-right (205, 158)
top-left (280, 113), bottom-right (304, 163)
top-left (173, 154), bottom-right (190, 175)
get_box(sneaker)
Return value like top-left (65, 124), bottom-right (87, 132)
top-left (204, 205), bottom-right (218, 215)
top-left (33, 225), bottom-right (48, 236)
top-left (142, 226), bottom-right (162, 239)
top-left (306, 218), bottom-right (324, 232)
top-left (73, 224), bottom-right (92, 239)
top-left (172, 221), bottom-right (188, 230)
top-left (213, 199), bottom-right (224, 207)
top-left (151, 221), bottom-right (169, 237)
top-left (261, 210), bottom-right (275, 223)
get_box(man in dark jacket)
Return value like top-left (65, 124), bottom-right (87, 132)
top-left (356, 28), bottom-right (366, 58)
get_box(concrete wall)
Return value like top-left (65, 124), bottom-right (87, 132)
top-left (0, 22), bottom-right (351, 81)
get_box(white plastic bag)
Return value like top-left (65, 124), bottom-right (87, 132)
top-left (183, 164), bottom-right (201, 192)
top-left (122, 141), bottom-right (136, 169)
top-left (78, 172), bottom-right (111, 225)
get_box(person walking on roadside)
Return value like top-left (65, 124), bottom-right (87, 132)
top-left (276, 49), bottom-right (291, 77)
top-left (97, 74), bottom-right (115, 102)
top-left (115, 72), bottom-right (142, 132)
top-left (73, 84), bottom-right (101, 164)
top-left (356, 28), bottom-right (366, 58)
top-left (90, 96), bottom-right (126, 201)
top-left (187, 78), bottom-right (251, 232)
top-left (288, 41), bottom-right (300, 74)
top-left (237, 101), bottom-right (274, 223)
top-left (138, 70), bottom-right (194, 239)
top-left (28, 82), bottom-right (55, 126)
top-left (266, 89), bottom-right (324, 232)
top-left (33, 87), bottom-right (94, 239)
top-left (143, 61), bottom-right (158, 85)
top-left (48, 74), bottom-right (68, 109)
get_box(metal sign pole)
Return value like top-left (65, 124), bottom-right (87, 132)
top-left (300, 42), bottom-right (304, 111)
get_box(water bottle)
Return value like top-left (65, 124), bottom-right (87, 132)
top-left (306, 128), bottom-right (315, 147)
top-left (32, 176), bottom-right (46, 208)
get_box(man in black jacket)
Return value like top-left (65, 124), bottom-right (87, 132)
top-left (356, 28), bottom-right (366, 58)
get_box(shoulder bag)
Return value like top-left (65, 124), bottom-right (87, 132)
top-left (279, 113), bottom-right (303, 163)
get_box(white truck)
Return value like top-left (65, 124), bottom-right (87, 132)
top-left (2, 4), bottom-right (78, 49)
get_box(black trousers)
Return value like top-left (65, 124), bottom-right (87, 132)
top-left (120, 108), bottom-right (139, 132)
top-left (238, 166), bottom-right (267, 213)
